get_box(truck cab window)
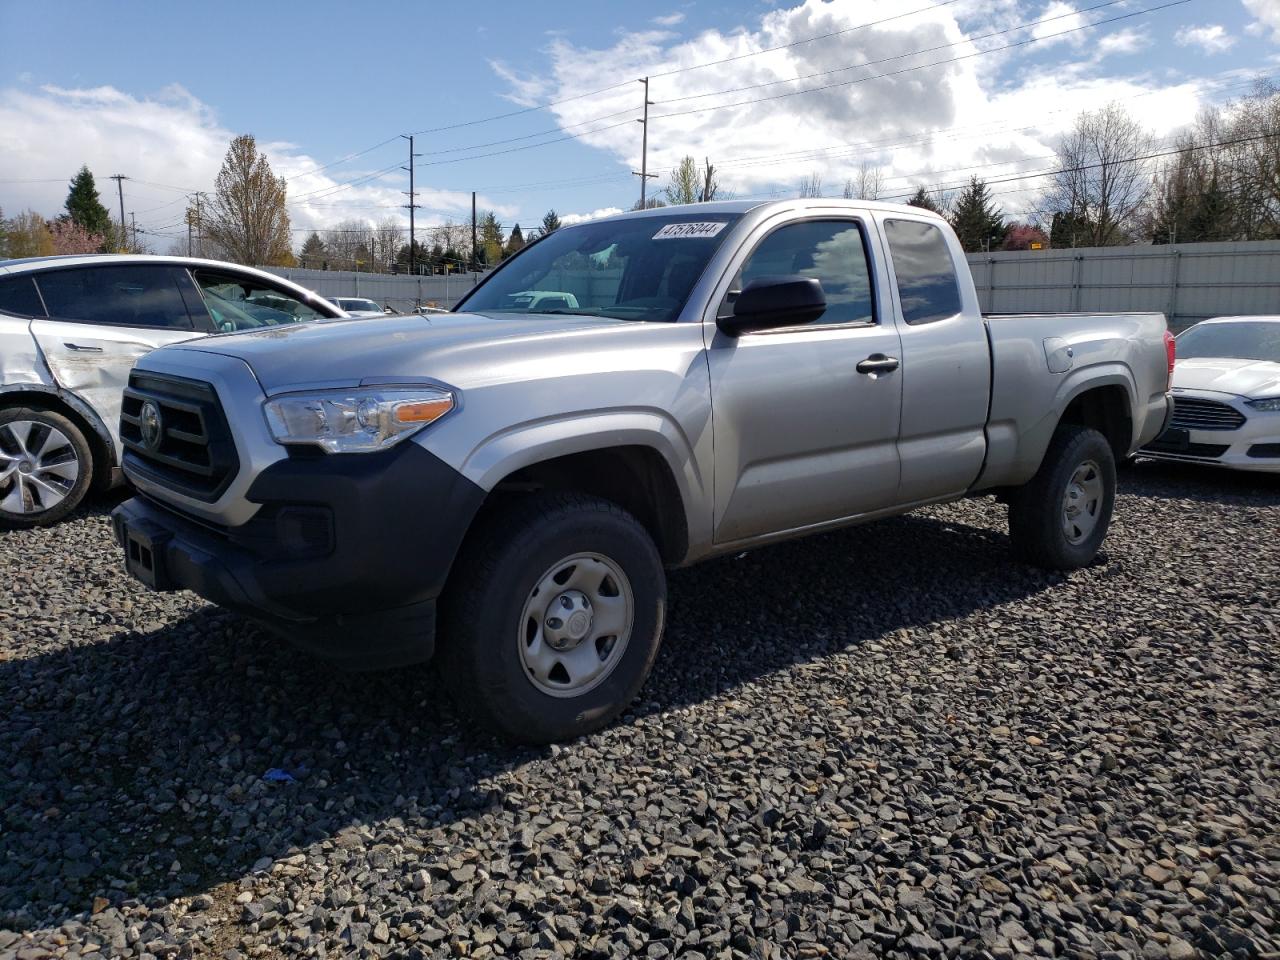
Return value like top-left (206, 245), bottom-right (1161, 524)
top-left (884, 219), bottom-right (962, 325)
top-left (725, 219), bottom-right (875, 327)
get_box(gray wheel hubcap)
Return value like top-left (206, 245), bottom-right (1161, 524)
top-left (1062, 458), bottom-right (1103, 545)
top-left (0, 420), bottom-right (80, 515)
top-left (518, 553), bottom-right (634, 698)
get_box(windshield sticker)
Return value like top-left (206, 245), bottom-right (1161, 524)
top-left (653, 221), bottom-right (728, 240)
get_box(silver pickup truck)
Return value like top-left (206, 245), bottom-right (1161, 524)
top-left (113, 200), bottom-right (1173, 742)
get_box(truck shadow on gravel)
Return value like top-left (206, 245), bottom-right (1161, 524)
top-left (2, 508), bottom-right (1055, 929)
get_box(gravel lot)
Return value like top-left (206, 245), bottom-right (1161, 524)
top-left (1, 461), bottom-right (1277, 960)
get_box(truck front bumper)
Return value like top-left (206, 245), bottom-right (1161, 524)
top-left (112, 440), bottom-right (486, 669)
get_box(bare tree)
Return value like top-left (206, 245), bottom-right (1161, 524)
top-left (372, 217), bottom-right (405, 272)
top-left (324, 220), bottom-right (374, 270)
top-left (1045, 104), bottom-right (1154, 247)
top-left (204, 134), bottom-right (293, 265)
top-left (842, 160), bottom-right (884, 200)
top-left (699, 157), bottom-right (721, 202)
top-left (798, 172), bottom-right (823, 198)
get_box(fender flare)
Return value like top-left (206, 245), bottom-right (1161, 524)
top-left (456, 408), bottom-right (707, 552)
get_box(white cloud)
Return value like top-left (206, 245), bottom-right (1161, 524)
top-left (1243, 0), bottom-right (1280, 40)
top-left (1175, 24), bottom-right (1236, 54)
top-left (1096, 28), bottom-right (1149, 56)
top-left (0, 84), bottom-right (514, 248)
top-left (561, 207), bottom-right (625, 225)
top-left (1030, 1), bottom-right (1086, 48)
top-left (492, 0), bottom-right (1206, 217)
top-left (653, 12), bottom-right (685, 26)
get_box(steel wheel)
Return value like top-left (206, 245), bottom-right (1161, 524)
top-left (517, 552), bottom-right (634, 698)
top-left (1061, 458), bottom-right (1103, 545)
top-left (0, 419), bottom-right (81, 516)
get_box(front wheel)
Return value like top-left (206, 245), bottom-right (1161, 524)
top-left (0, 407), bottom-right (94, 530)
top-left (440, 493), bottom-right (666, 743)
top-left (1008, 424), bottom-right (1116, 570)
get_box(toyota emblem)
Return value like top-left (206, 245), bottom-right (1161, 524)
top-left (139, 401), bottom-right (163, 450)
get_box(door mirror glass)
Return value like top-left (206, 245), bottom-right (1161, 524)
top-left (717, 276), bottom-right (826, 336)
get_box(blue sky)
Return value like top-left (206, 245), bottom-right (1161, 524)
top-left (2, 0), bottom-right (1278, 248)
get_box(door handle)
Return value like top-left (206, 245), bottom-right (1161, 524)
top-left (856, 354), bottom-right (899, 374)
top-left (63, 343), bottom-right (104, 353)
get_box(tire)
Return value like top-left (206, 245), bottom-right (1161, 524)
top-left (439, 492), bottom-right (666, 744)
top-left (1008, 424), bottom-right (1116, 570)
top-left (0, 406), bottom-right (94, 530)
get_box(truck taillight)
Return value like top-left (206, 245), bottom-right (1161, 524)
top-left (1164, 330), bottom-right (1176, 388)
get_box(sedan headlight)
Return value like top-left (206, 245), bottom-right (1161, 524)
top-left (264, 387), bottom-right (454, 453)
top-left (1246, 396), bottom-right (1280, 412)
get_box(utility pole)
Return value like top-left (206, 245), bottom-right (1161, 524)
top-left (471, 191), bottom-right (477, 273)
top-left (195, 193), bottom-right (204, 258)
top-left (401, 134), bottom-right (422, 276)
top-left (187, 200), bottom-right (194, 257)
top-left (109, 174), bottom-right (128, 252)
top-left (632, 77), bottom-right (657, 208)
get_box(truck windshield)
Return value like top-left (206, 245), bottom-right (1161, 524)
top-left (1177, 321), bottom-right (1280, 363)
top-left (460, 213), bottom-right (742, 322)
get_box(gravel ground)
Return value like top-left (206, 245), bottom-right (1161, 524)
top-left (1, 460), bottom-right (1277, 960)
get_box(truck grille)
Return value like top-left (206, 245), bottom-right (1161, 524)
top-left (121, 372), bottom-right (239, 501)
top-left (1169, 396), bottom-right (1246, 431)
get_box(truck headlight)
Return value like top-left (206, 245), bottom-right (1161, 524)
top-left (1246, 396), bottom-right (1280, 412)
top-left (264, 387), bottom-right (454, 453)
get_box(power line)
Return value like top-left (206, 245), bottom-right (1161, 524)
top-left (656, 0), bottom-right (1129, 106)
top-left (648, 0), bottom-right (1192, 123)
top-left (648, 0), bottom-right (966, 80)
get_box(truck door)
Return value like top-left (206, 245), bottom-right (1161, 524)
top-left (705, 216), bottom-right (904, 544)
top-left (878, 217), bottom-right (991, 502)
top-left (29, 264), bottom-right (206, 461)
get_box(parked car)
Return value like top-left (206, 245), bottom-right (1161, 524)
top-left (111, 200), bottom-right (1173, 742)
top-left (1140, 315), bottom-right (1280, 472)
top-left (327, 297), bottom-right (390, 318)
top-left (0, 254), bottom-right (346, 528)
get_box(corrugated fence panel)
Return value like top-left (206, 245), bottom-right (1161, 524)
top-left (967, 240), bottom-right (1280, 332)
top-left (256, 266), bottom-right (491, 310)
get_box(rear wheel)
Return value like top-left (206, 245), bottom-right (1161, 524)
top-left (1008, 424), bottom-right (1116, 570)
top-left (440, 493), bottom-right (666, 743)
top-left (0, 407), bottom-right (94, 529)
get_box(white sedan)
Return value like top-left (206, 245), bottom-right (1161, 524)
top-left (326, 296), bottom-right (390, 318)
top-left (1141, 316), bottom-right (1280, 473)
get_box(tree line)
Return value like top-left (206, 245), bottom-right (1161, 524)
top-left (7, 82), bottom-right (1280, 264)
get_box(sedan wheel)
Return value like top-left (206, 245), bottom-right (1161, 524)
top-left (0, 409), bottom-right (94, 529)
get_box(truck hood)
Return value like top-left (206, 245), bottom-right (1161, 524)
top-left (171, 311), bottom-right (631, 393)
top-left (1172, 357), bottom-right (1280, 399)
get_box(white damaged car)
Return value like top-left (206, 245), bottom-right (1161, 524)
top-left (0, 255), bottom-right (345, 527)
top-left (1141, 316), bottom-right (1280, 473)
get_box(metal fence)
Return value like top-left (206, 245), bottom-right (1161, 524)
top-left (257, 266), bottom-right (490, 311)
top-left (967, 239), bottom-right (1280, 333)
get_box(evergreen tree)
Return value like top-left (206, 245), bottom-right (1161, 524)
top-left (299, 232), bottom-right (326, 268)
top-left (478, 211), bottom-right (504, 265)
top-left (1049, 210), bottom-right (1092, 248)
top-left (64, 166), bottom-right (113, 239)
top-left (906, 186), bottom-right (941, 213)
top-left (1186, 175), bottom-right (1234, 243)
top-left (948, 177), bottom-right (1006, 252)
top-left (503, 223), bottom-right (525, 258)
top-left (541, 210), bottom-right (562, 235)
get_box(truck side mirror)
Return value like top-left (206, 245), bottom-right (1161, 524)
top-left (717, 275), bottom-right (826, 336)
